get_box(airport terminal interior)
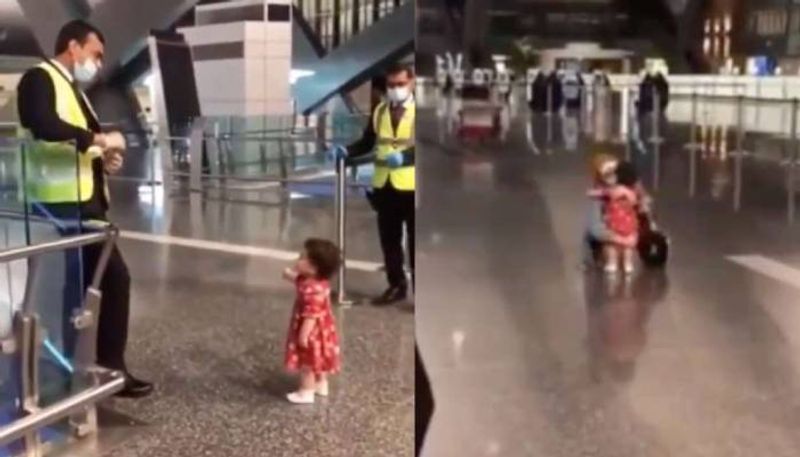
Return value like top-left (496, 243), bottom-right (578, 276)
top-left (1, 0), bottom-right (800, 456)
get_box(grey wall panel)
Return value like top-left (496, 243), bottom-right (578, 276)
top-left (192, 41), bottom-right (244, 61)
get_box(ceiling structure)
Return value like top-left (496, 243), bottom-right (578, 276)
top-left (0, 0), bottom-right (199, 75)
top-left (0, 1), bottom-right (42, 57)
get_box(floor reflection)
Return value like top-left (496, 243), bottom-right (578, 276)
top-left (584, 270), bottom-right (669, 384)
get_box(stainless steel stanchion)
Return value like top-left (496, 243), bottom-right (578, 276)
top-left (688, 91), bottom-right (699, 196)
top-left (546, 85), bottom-right (554, 152)
top-left (788, 98), bottom-right (799, 224)
top-left (623, 86), bottom-right (632, 160)
top-left (620, 85), bottom-right (630, 143)
top-left (70, 227), bottom-right (119, 439)
top-left (188, 117), bottom-right (205, 193)
top-left (734, 95), bottom-right (745, 212)
top-left (15, 247), bottom-right (42, 456)
top-left (207, 122), bottom-right (221, 180)
top-left (335, 157), bottom-right (351, 307)
top-left (689, 140), bottom-right (697, 198)
top-left (649, 86), bottom-right (662, 147)
top-left (650, 88), bottom-right (662, 190)
top-left (13, 311), bottom-right (41, 456)
top-left (316, 112), bottom-right (328, 155)
top-left (689, 91), bottom-right (698, 151)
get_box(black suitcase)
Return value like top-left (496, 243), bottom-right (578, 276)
top-left (637, 212), bottom-right (669, 268)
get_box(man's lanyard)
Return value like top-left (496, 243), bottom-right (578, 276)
top-left (382, 99), bottom-right (414, 137)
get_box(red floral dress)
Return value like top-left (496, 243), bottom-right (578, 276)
top-left (604, 188), bottom-right (638, 237)
top-left (284, 276), bottom-right (341, 375)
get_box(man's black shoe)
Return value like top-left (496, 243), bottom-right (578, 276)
top-left (115, 374), bottom-right (154, 399)
top-left (372, 286), bottom-right (408, 306)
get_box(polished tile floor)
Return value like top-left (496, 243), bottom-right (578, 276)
top-left (103, 242), bottom-right (414, 457)
top-left (47, 176), bottom-right (414, 455)
top-left (417, 95), bottom-right (800, 456)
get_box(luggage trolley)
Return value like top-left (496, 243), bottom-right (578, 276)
top-left (456, 83), bottom-right (502, 142)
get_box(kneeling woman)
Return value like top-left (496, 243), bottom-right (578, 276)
top-left (583, 159), bottom-right (652, 270)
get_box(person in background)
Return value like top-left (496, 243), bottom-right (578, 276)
top-left (17, 19), bottom-right (153, 398)
top-left (653, 71), bottom-right (670, 112)
top-left (546, 70), bottom-right (564, 113)
top-left (529, 71), bottom-right (548, 112)
top-left (330, 63), bottom-right (416, 306)
top-left (562, 69), bottom-right (584, 112)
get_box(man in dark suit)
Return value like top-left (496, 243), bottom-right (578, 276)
top-left (17, 19), bottom-right (153, 398)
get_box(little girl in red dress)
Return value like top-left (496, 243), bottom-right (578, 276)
top-left (588, 155), bottom-right (639, 275)
top-left (283, 238), bottom-right (342, 404)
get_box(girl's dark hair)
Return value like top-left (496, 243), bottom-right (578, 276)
top-left (616, 161), bottom-right (639, 187)
top-left (304, 239), bottom-right (341, 279)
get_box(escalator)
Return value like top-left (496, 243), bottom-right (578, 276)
top-left (292, 1), bottom-right (414, 114)
top-left (291, 5), bottom-right (358, 113)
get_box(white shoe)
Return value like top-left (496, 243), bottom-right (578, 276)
top-left (604, 263), bottom-right (618, 275)
top-left (315, 381), bottom-right (329, 397)
top-left (623, 262), bottom-right (635, 275)
top-left (287, 390), bottom-right (315, 404)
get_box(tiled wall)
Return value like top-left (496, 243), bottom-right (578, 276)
top-left (179, 1), bottom-right (293, 117)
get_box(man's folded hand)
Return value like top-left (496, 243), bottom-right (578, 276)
top-left (103, 150), bottom-right (124, 174)
top-left (104, 131), bottom-right (127, 153)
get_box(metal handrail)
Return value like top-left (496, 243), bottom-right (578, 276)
top-left (167, 170), bottom-right (370, 188)
top-left (669, 93), bottom-right (797, 105)
top-left (0, 229), bottom-right (113, 264)
top-left (0, 371), bottom-right (125, 447)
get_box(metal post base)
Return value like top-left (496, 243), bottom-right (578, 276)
top-left (335, 297), bottom-right (354, 309)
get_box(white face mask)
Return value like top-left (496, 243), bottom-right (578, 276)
top-left (74, 57), bottom-right (99, 83)
top-left (387, 86), bottom-right (410, 104)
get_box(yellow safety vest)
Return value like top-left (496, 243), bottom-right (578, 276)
top-left (21, 61), bottom-right (101, 204)
top-left (372, 99), bottom-right (415, 191)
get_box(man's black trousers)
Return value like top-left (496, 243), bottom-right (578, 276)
top-left (373, 184), bottom-right (415, 288)
top-left (61, 228), bottom-right (131, 373)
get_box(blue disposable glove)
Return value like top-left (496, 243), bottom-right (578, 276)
top-left (385, 151), bottom-right (404, 169)
top-left (326, 144), bottom-right (348, 162)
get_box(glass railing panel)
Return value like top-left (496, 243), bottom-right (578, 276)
top-left (16, 138), bottom-right (97, 411)
top-left (198, 115), bottom-right (293, 178)
top-left (0, 137), bottom-right (92, 453)
top-left (0, 197), bottom-right (26, 454)
top-left (0, 257), bottom-right (25, 456)
top-left (196, 114), bottom-right (360, 180)
top-left (0, 138), bottom-right (27, 455)
top-left (0, 138), bottom-right (29, 249)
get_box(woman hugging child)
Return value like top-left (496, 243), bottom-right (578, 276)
top-left (586, 154), bottom-right (651, 275)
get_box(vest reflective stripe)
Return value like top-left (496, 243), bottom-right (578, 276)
top-left (376, 138), bottom-right (414, 147)
top-left (22, 62), bottom-right (97, 203)
top-left (372, 100), bottom-right (415, 191)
